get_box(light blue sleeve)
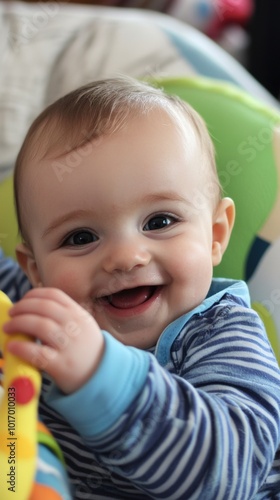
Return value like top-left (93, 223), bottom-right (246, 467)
top-left (45, 330), bottom-right (150, 435)
top-left (44, 302), bottom-right (280, 499)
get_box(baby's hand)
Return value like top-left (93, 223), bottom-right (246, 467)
top-left (3, 288), bottom-right (104, 394)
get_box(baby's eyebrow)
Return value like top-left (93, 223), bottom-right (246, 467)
top-left (142, 191), bottom-right (191, 205)
top-left (41, 192), bottom-right (192, 238)
top-left (41, 209), bottom-right (91, 238)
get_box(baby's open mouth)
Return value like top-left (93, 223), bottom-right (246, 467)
top-left (99, 286), bottom-right (159, 309)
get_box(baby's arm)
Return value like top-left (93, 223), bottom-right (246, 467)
top-left (3, 288), bottom-right (104, 394)
top-left (45, 300), bottom-right (280, 498)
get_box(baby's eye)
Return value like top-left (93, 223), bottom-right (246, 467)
top-left (143, 214), bottom-right (176, 231)
top-left (63, 230), bottom-right (98, 246)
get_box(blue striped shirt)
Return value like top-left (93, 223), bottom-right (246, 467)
top-left (45, 280), bottom-right (280, 499)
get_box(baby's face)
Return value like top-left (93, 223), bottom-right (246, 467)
top-left (20, 110), bottom-right (224, 348)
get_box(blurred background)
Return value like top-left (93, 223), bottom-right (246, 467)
top-left (12, 0), bottom-right (280, 100)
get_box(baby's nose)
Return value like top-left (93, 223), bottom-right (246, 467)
top-left (102, 239), bottom-right (151, 274)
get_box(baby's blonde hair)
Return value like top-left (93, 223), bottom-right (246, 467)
top-left (14, 76), bottom-right (221, 242)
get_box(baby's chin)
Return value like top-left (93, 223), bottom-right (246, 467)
top-left (95, 320), bottom-right (161, 350)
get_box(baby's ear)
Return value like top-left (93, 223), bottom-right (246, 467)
top-left (212, 197), bottom-right (235, 267)
top-left (16, 243), bottom-right (42, 287)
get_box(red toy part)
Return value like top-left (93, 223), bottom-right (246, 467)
top-left (10, 376), bottom-right (36, 405)
top-left (206, 0), bottom-right (253, 39)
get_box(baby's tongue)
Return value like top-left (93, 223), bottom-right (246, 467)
top-left (109, 286), bottom-right (152, 309)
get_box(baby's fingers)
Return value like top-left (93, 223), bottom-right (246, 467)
top-left (12, 287), bottom-right (73, 307)
top-left (8, 297), bottom-right (68, 325)
top-left (7, 339), bottom-right (58, 372)
top-left (3, 314), bottom-right (70, 351)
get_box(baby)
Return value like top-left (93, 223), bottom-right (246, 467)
top-left (4, 76), bottom-right (280, 498)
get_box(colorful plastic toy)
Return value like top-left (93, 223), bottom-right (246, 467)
top-left (170, 0), bottom-right (253, 39)
top-left (170, 0), bottom-right (253, 62)
top-left (0, 290), bottom-right (72, 500)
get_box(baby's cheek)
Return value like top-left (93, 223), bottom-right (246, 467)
top-left (41, 268), bottom-right (82, 302)
top-left (173, 250), bottom-right (213, 299)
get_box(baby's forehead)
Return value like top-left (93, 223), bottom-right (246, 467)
top-left (29, 105), bottom-right (197, 161)
top-left (22, 114), bottom-right (212, 212)
top-left (27, 94), bottom-right (215, 205)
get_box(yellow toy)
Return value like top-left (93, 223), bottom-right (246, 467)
top-left (0, 290), bottom-right (72, 500)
